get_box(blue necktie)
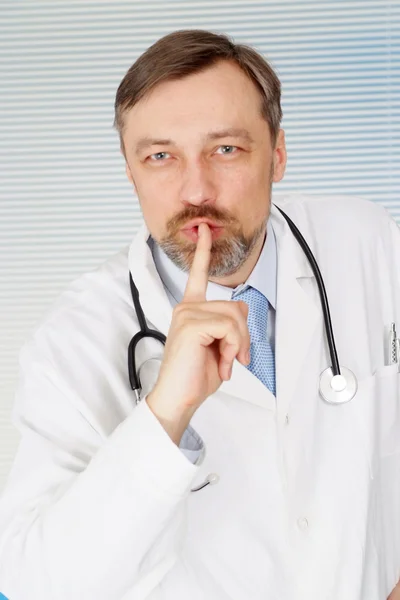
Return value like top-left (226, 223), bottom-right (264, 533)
top-left (233, 286), bottom-right (276, 395)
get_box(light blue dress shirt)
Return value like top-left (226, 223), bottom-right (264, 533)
top-left (147, 218), bottom-right (277, 463)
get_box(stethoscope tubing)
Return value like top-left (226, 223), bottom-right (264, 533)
top-left (128, 272), bottom-right (166, 395)
top-left (128, 206), bottom-right (342, 397)
top-left (273, 205), bottom-right (341, 377)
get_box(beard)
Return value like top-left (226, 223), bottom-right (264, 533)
top-left (157, 180), bottom-right (272, 278)
top-left (159, 207), bottom-right (267, 277)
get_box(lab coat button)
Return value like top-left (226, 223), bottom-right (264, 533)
top-left (297, 517), bottom-right (309, 531)
top-left (285, 414), bottom-right (290, 425)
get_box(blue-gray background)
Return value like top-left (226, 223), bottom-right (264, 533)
top-left (0, 0), bottom-right (399, 491)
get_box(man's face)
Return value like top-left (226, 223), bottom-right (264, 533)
top-left (122, 59), bottom-right (286, 278)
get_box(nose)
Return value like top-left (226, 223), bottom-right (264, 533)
top-left (179, 159), bottom-right (217, 207)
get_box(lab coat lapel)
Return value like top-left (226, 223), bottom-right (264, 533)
top-left (219, 348), bottom-right (277, 410)
top-left (270, 203), bottom-right (320, 416)
top-left (128, 224), bottom-right (173, 337)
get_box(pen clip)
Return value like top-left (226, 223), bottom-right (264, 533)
top-left (388, 322), bottom-right (398, 365)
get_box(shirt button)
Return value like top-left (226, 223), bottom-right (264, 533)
top-left (297, 517), bottom-right (309, 531)
top-left (285, 413), bottom-right (290, 425)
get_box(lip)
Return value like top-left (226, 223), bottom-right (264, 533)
top-left (180, 224), bottom-right (224, 243)
top-left (181, 218), bottom-right (223, 231)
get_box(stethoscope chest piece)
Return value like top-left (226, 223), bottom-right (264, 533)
top-left (319, 366), bottom-right (358, 404)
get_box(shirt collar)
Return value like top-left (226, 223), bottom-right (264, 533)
top-left (148, 218), bottom-right (277, 309)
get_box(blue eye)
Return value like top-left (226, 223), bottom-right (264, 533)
top-left (216, 145), bottom-right (237, 154)
top-left (149, 151), bottom-right (170, 161)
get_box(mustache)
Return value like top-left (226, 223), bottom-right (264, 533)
top-left (166, 205), bottom-right (237, 233)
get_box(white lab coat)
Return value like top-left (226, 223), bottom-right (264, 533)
top-left (0, 194), bottom-right (399, 600)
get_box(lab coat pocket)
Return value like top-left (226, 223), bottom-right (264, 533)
top-left (373, 362), bottom-right (399, 379)
top-left (353, 365), bottom-right (400, 465)
top-left (352, 367), bottom-right (400, 593)
top-left (373, 365), bottom-right (400, 458)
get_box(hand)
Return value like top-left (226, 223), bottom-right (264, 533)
top-left (147, 223), bottom-right (250, 442)
top-left (388, 580), bottom-right (400, 599)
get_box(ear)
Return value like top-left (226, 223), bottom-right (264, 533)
top-left (124, 160), bottom-right (134, 185)
top-left (272, 129), bottom-right (287, 183)
top-left (123, 157), bottom-right (138, 195)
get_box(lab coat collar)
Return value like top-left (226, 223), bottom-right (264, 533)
top-left (128, 199), bottom-right (318, 413)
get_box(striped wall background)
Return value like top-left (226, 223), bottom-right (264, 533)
top-left (0, 0), bottom-right (399, 492)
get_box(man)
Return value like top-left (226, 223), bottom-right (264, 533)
top-left (0, 29), bottom-right (399, 600)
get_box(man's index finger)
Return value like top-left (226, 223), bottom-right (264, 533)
top-left (183, 223), bottom-right (212, 302)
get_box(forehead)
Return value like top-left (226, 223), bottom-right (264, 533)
top-left (123, 60), bottom-right (265, 141)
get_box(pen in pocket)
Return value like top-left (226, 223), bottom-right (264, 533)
top-left (388, 323), bottom-right (399, 365)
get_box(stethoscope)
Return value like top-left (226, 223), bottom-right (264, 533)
top-left (128, 205), bottom-right (358, 412)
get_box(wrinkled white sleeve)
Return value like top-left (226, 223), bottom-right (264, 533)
top-left (0, 341), bottom-right (202, 600)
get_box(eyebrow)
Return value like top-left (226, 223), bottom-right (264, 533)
top-left (134, 127), bottom-right (255, 155)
